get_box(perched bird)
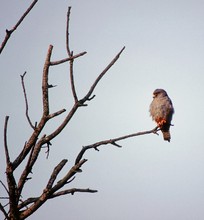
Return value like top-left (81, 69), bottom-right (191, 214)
top-left (149, 89), bottom-right (174, 142)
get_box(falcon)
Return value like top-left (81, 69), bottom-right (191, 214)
top-left (149, 89), bottom-right (174, 142)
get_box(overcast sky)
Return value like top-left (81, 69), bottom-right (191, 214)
top-left (1, 0), bottom-right (204, 219)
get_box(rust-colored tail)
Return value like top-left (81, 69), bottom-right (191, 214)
top-left (162, 131), bottom-right (171, 142)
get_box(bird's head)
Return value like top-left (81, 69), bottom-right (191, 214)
top-left (153, 89), bottom-right (168, 98)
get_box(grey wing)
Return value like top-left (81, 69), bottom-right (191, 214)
top-left (165, 97), bottom-right (174, 123)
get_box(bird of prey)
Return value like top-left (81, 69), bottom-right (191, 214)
top-left (149, 89), bottom-right (174, 142)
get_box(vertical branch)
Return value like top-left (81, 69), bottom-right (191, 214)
top-left (4, 116), bottom-right (19, 218)
top-left (66, 7), bottom-right (78, 102)
top-left (4, 116), bottom-right (10, 165)
top-left (11, 45), bottom-right (54, 171)
top-left (42, 45), bottom-right (53, 116)
top-left (66, 7), bottom-right (72, 57)
top-left (17, 45), bottom-right (54, 196)
top-left (69, 53), bottom-right (78, 102)
top-left (21, 72), bottom-right (35, 129)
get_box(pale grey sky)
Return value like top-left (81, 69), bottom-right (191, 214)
top-left (1, 0), bottom-right (204, 219)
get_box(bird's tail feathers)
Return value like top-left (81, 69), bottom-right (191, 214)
top-left (162, 131), bottom-right (171, 142)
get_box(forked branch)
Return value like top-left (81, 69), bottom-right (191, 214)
top-left (19, 159), bottom-right (88, 219)
top-left (44, 45), bottom-right (125, 143)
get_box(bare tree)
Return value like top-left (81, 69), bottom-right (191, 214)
top-left (0, 4), bottom-right (158, 220)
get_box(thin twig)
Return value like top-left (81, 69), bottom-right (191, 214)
top-left (0, 197), bottom-right (9, 200)
top-left (66, 7), bottom-right (72, 57)
top-left (48, 109), bottom-right (66, 119)
top-left (18, 188), bottom-right (97, 210)
top-left (0, 180), bottom-right (9, 196)
top-left (66, 7), bottom-right (78, 102)
top-left (52, 188), bottom-right (98, 196)
top-left (0, 0), bottom-right (38, 54)
top-left (4, 116), bottom-right (10, 165)
top-left (75, 126), bottom-right (159, 164)
top-left (66, 176), bottom-right (75, 184)
top-left (21, 72), bottom-right (35, 129)
top-left (49, 51), bottom-right (87, 66)
top-left (0, 202), bottom-right (9, 220)
top-left (46, 160), bottom-right (68, 189)
top-left (80, 46), bottom-right (125, 104)
top-left (45, 141), bottom-right (52, 159)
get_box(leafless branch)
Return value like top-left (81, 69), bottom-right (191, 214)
top-left (45, 46), bottom-right (126, 144)
top-left (17, 136), bottom-right (46, 197)
top-left (69, 53), bottom-right (78, 102)
top-left (0, 180), bottom-right (9, 196)
top-left (51, 188), bottom-right (98, 197)
top-left (66, 7), bottom-right (72, 57)
top-left (0, 197), bottom-right (9, 200)
top-left (45, 141), bottom-right (51, 159)
top-left (75, 126), bottom-right (159, 164)
top-left (20, 72), bottom-right (35, 129)
top-left (17, 141), bottom-right (36, 197)
top-left (46, 159), bottom-right (68, 189)
top-left (12, 46), bottom-right (55, 171)
top-left (18, 188), bottom-right (97, 211)
top-left (49, 51), bottom-right (87, 66)
top-left (44, 103), bottom-right (79, 142)
top-left (48, 109), bottom-right (66, 119)
top-left (6, 163), bottom-right (19, 218)
top-left (4, 116), bottom-right (10, 165)
top-left (51, 159), bottom-right (87, 193)
top-left (19, 159), bottom-right (87, 219)
top-left (0, 202), bottom-right (9, 220)
top-left (0, 0), bottom-right (38, 54)
top-left (80, 46), bottom-right (125, 104)
top-left (66, 7), bottom-right (78, 102)
top-left (13, 44), bottom-right (55, 173)
top-left (66, 176), bottom-right (76, 184)
top-left (42, 45), bottom-right (53, 116)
